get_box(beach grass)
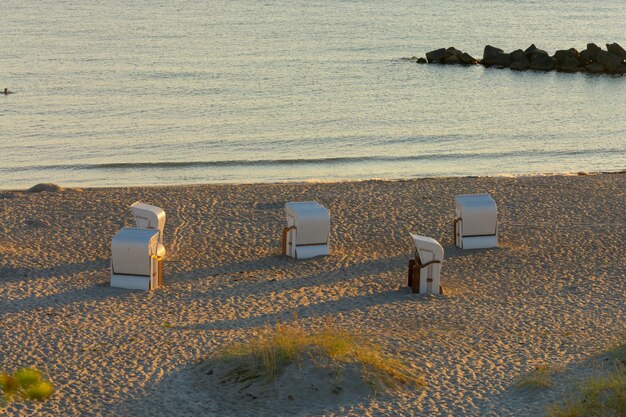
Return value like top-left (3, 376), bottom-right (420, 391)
top-left (516, 363), bottom-right (559, 389)
top-left (212, 321), bottom-right (425, 392)
top-left (0, 368), bottom-right (54, 405)
top-left (546, 341), bottom-right (626, 417)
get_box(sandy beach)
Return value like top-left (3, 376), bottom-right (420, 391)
top-left (1, 173), bottom-right (624, 416)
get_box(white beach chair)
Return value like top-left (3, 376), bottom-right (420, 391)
top-left (454, 194), bottom-right (498, 249)
top-left (407, 234), bottom-right (444, 295)
top-left (111, 202), bottom-right (166, 290)
top-left (282, 201), bottom-right (330, 259)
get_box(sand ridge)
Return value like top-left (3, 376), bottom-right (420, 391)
top-left (0, 173), bottom-right (624, 416)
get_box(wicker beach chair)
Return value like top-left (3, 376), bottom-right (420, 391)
top-left (454, 194), bottom-right (498, 249)
top-left (110, 202), bottom-right (166, 290)
top-left (407, 233), bottom-right (444, 295)
top-left (282, 201), bottom-right (330, 259)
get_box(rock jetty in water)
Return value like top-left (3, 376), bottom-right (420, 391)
top-left (414, 43), bottom-right (626, 75)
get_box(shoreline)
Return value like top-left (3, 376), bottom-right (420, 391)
top-left (3, 169), bottom-right (625, 193)
top-left (1, 172), bottom-right (624, 416)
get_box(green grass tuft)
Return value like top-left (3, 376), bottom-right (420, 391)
top-left (516, 363), bottom-right (558, 389)
top-left (547, 370), bottom-right (625, 417)
top-left (14, 368), bottom-right (42, 388)
top-left (0, 373), bottom-right (19, 394)
top-left (1, 368), bottom-right (54, 406)
top-left (547, 340), bottom-right (626, 417)
top-left (26, 381), bottom-right (55, 401)
top-left (213, 322), bottom-right (425, 392)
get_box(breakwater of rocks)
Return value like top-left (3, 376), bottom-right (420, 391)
top-left (413, 43), bottom-right (626, 75)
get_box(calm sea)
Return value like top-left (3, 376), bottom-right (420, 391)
top-left (1, 0), bottom-right (625, 189)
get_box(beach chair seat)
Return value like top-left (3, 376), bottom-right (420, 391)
top-left (282, 201), bottom-right (330, 259)
top-left (407, 233), bottom-right (444, 295)
top-left (111, 202), bottom-right (166, 290)
top-left (454, 194), bottom-right (498, 249)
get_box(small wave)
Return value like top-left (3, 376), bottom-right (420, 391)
top-left (9, 152), bottom-right (490, 171)
top-left (3, 148), bottom-right (623, 172)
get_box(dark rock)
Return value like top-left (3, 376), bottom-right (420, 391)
top-left (567, 48), bottom-right (580, 60)
top-left (586, 43), bottom-right (601, 60)
top-left (554, 49), bottom-right (578, 63)
top-left (426, 48), bottom-right (447, 63)
top-left (510, 49), bottom-right (530, 71)
top-left (510, 60), bottom-right (530, 71)
top-left (554, 49), bottom-right (581, 72)
top-left (418, 43), bottom-right (623, 75)
top-left (27, 183), bottom-right (63, 193)
top-left (483, 45), bottom-right (513, 67)
top-left (529, 55), bottom-right (556, 71)
top-left (585, 62), bottom-right (605, 73)
top-left (556, 56), bottom-right (581, 72)
top-left (606, 43), bottom-right (626, 60)
top-left (529, 50), bottom-right (549, 61)
top-left (510, 49), bottom-right (526, 61)
top-left (510, 60), bottom-right (529, 71)
top-left (484, 44), bottom-right (503, 56)
top-left (523, 44), bottom-right (539, 54)
top-left (459, 52), bottom-right (477, 65)
top-left (446, 47), bottom-right (463, 56)
top-left (524, 44), bottom-right (549, 61)
top-left (553, 50), bottom-right (567, 62)
top-left (578, 49), bottom-right (592, 66)
top-left (25, 219), bottom-right (50, 228)
top-left (596, 50), bottom-right (624, 72)
top-left (443, 55), bottom-right (461, 65)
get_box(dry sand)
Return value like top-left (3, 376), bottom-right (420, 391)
top-left (0, 173), bottom-right (624, 416)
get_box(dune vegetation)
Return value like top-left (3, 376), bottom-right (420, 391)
top-left (0, 368), bottom-right (54, 406)
top-left (546, 342), bottom-right (625, 417)
top-left (210, 321), bottom-right (425, 393)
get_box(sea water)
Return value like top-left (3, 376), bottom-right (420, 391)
top-left (1, 0), bottom-right (625, 188)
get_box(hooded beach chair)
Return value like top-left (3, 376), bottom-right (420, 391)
top-left (407, 233), bottom-right (444, 295)
top-left (282, 201), bottom-right (330, 259)
top-left (111, 202), bottom-right (166, 290)
top-left (454, 194), bottom-right (498, 249)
